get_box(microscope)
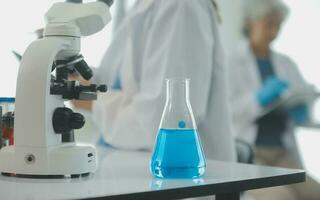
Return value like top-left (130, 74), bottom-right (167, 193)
top-left (0, 0), bottom-right (112, 177)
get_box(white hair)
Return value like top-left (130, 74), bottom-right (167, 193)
top-left (243, 0), bottom-right (289, 21)
top-left (242, 0), bottom-right (289, 36)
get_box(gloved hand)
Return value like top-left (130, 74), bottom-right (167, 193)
top-left (112, 72), bottom-right (122, 90)
top-left (288, 104), bottom-right (309, 124)
top-left (257, 76), bottom-right (289, 107)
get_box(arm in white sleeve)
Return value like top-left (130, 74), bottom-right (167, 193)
top-left (284, 57), bottom-right (314, 118)
top-left (228, 62), bottom-right (262, 133)
top-left (93, 0), bottom-right (214, 150)
top-left (285, 57), bottom-right (311, 92)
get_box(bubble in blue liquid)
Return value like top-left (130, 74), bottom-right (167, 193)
top-left (178, 121), bottom-right (186, 128)
top-left (150, 129), bottom-right (206, 178)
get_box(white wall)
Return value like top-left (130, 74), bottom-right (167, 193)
top-left (0, 0), bottom-right (113, 97)
top-left (274, 0), bottom-right (320, 120)
top-left (218, 0), bottom-right (320, 120)
top-left (218, 0), bottom-right (320, 89)
top-left (0, 1), bottom-right (50, 97)
top-left (1, 0), bottom-right (319, 96)
top-left (274, 0), bottom-right (320, 88)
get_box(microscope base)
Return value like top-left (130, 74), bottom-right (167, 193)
top-left (0, 143), bottom-right (97, 178)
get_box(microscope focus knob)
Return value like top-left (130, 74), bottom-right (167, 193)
top-left (52, 107), bottom-right (85, 133)
top-left (97, 84), bottom-right (108, 92)
top-left (70, 112), bottom-right (85, 129)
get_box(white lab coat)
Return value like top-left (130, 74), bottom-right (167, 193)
top-left (228, 40), bottom-right (310, 146)
top-left (93, 0), bottom-right (236, 161)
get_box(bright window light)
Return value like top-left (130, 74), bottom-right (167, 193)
top-left (274, 0), bottom-right (320, 88)
top-left (0, 0), bottom-right (113, 97)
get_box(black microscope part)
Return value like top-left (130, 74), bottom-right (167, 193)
top-left (97, 84), bottom-right (108, 92)
top-left (73, 58), bottom-right (93, 81)
top-left (53, 54), bottom-right (92, 81)
top-left (69, 113), bottom-right (85, 129)
top-left (78, 84), bottom-right (108, 93)
top-left (52, 107), bottom-right (85, 134)
top-left (51, 79), bottom-right (107, 100)
top-left (62, 131), bottom-right (75, 143)
top-left (56, 54), bottom-right (93, 81)
top-left (50, 54), bottom-right (107, 100)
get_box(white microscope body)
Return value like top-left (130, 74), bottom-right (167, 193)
top-left (0, 1), bottom-right (112, 177)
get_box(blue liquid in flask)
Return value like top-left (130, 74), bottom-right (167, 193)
top-left (150, 129), bottom-right (206, 178)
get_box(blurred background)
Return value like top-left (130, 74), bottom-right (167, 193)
top-left (1, 0), bottom-right (320, 139)
top-left (218, 0), bottom-right (320, 86)
top-left (0, 0), bottom-right (319, 95)
top-left (0, 0), bottom-right (319, 199)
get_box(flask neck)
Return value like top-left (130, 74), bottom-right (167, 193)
top-left (160, 78), bottom-right (196, 130)
top-left (166, 79), bottom-right (190, 105)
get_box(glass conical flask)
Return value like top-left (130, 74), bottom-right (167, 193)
top-left (150, 78), bottom-right (206, 178)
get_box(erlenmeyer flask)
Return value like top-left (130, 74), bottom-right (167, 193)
top-left (150, 78), bottom-right (206, 178)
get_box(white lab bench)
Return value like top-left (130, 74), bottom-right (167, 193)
top-left (0, 111), bottom-right (305, 199)
top-left (0, 144), bottom-right (305, 200)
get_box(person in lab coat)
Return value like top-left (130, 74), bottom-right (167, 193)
top-left (228, 0), bottom-right (320, 199)
top-left (92, 0), bottom-right (236, 162)
top-left (229, 0), bottom-right (311, 146)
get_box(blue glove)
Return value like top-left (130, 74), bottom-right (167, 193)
top-left (257, 76), bottom-right (289, 106)
top-left (288, 104), bottom-right (309, 124)
top-left (112, 71), bottom-right (122, 90)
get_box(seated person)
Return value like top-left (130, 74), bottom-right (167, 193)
top-left (228, 0), bottom-right (320, 199)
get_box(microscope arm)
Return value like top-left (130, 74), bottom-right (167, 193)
top-left (0, 0), bottom-right (111, 177)
top-left (15, 37), bottom-right (72, 147)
